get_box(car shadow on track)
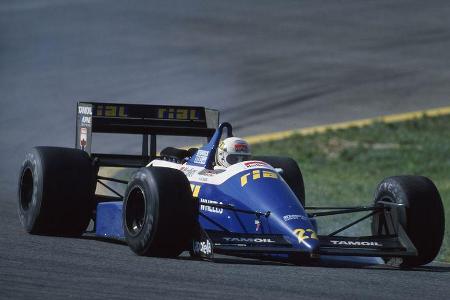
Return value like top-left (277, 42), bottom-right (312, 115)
top-left (313, 261), bottom-right (450, 272)
top-left (180, 255), bottom-right (294, 267)
top-left (80, 234), bottom-right (127, 246)
top-left (179, 254), bottom-right (450, 272)
top-left (195, 256), bottom-right (450, 272)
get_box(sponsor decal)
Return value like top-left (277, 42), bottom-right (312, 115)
top-left (255, 219), bottom-right (261, 231)
top-left (240, 170), bottom-right (278, 187)
top-left (283, 214), bottom-right (308, 222)
top-left (180, 166), bottom-right (197, 177)
top-left (79, 105), bottom-right (92, 126)
top-left (294, 228), bottom-right (318, 244)
top-left (243, 161), bottom-right (269, 168)
top-left (330, 240), bottom-right (383, 247)
top-left (194, 150), bottom-right (209, 165)
top-left (197, 176), bottom-right (209, 182)
top-left (223, 237), bottom-right (276, 243)
top-left (234, 141), bottom-right (248, 152)
top-left (78, 106), bottom-right (92, 115)
top-left (193, 239), bottom-right (212, 256)
top-left (157, 108), bottom-right (200, 120)
top-left (81, 116), bottom-right (91, 125)
top-left (190, 184), bottom-right (202, 197)
top-left (200, 199), bottom-right (223, 214)
top-left (95, 105), bottom-right (127, 117)
top-left (198, 169), bottom-right (216, 177)
top-left (218, 141), bottom-right (225, 150)
top-left (79, 127), bottom-right (88, 150)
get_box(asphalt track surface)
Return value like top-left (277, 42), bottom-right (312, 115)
top-left (1, 0), bottom-right (450, 299)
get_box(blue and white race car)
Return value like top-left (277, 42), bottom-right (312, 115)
top-left (18, 102), bottom-right (445, 267)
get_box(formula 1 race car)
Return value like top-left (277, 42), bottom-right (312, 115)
top-left (18, 102), bottom-right (445, 267)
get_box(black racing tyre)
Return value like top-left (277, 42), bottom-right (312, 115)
top-left (18, 147), bottom-right (96, 236)
top-left (253, 156), bottom-right (305, 206)
top-left (123, 167), bottom-right (197, 257)
top-left (371, 176), bottom-right (444, 267)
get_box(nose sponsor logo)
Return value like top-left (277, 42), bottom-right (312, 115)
top-left (223, 237), bottom-right (276, 243)
top-left (240, 170), bottom-right (278, 187)
top-left (330, 240), bottom-right (383, 247)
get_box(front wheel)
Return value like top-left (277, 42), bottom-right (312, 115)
top-left (123, 167), bottom-right (197, 257)
top-left (371, 176), bottom-right (444, 267)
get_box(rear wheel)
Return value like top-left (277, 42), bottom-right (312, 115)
top-left (253, 156), bottom-right (305, 206)
top-left (18, 147), bottom-right (96, 236)
top-left (371, 176), bottom-right (444, 267)
top-left (123, 167), bottom-right (197, 257)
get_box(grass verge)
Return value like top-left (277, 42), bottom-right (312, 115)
top-left (253, 114), bottom-right (450, 262)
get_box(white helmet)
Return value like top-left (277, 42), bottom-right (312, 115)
top-left (215, 137), bottom-right (251, 167)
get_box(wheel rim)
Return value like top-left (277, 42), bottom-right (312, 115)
top-left (125, 186), bottom-right (146, 236)
top-left (20, 168), bottom-right (34, 211)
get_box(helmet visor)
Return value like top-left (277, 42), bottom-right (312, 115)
top-left (226, 154), bottom-right (251, 165)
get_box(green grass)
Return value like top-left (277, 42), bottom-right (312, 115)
top-left (252, 114), bottom-right (450, 262)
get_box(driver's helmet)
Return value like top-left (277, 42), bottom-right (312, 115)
top-left (215, 137), bottom-right (251, 167)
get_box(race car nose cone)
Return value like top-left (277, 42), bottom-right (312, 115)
top-left (292, 228), bottom-right (320, 251)
top-left (300, 236), bottom-right (320, 252)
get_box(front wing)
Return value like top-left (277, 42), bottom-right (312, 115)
top-left (191, 228), bottom-right (417, 260)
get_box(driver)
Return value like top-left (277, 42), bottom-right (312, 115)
top-left (215, 137), bottom-right (252, 168)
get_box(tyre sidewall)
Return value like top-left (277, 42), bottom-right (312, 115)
top-left (123, 169), bottom-right (159, 255)
top-left (123, 167), bottom-right (196, 257)
top-left (18, 149), bottom-right (44, 233)
top-left (17, 147), bottom-right (96, 236)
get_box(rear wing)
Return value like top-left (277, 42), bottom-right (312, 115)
top-left (76, 102), bottom-right (219, 167)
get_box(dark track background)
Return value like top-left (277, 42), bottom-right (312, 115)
top-left (1, 0), bottom-right (449, 298)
